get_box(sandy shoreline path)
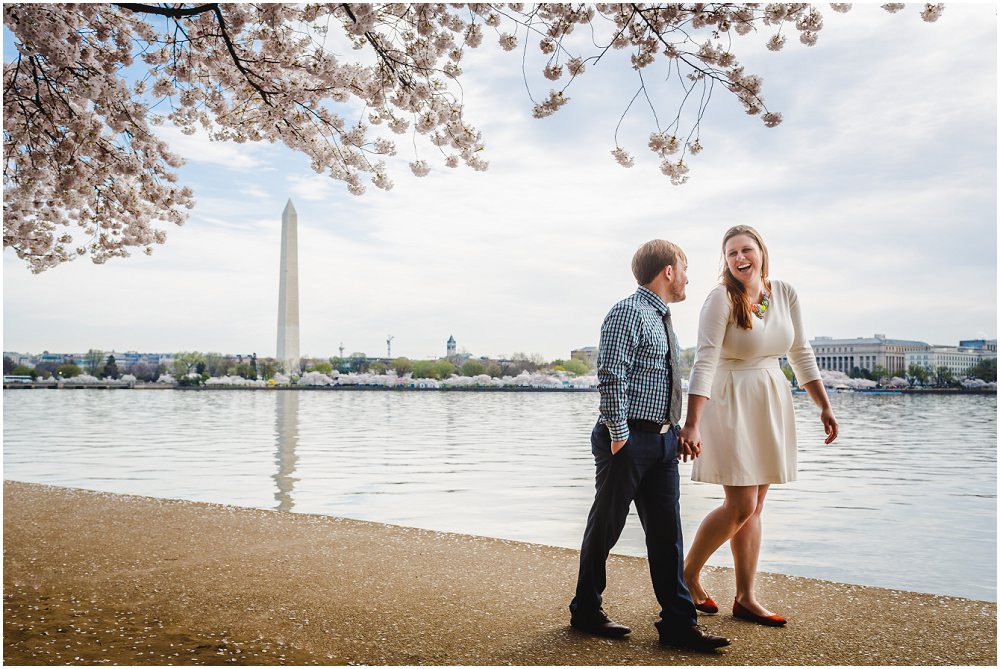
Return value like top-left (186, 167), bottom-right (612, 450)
top-left (3, 481), bottom-right (996, 666)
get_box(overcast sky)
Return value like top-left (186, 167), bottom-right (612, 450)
top-left (3, 4), bottom-right (997, 362)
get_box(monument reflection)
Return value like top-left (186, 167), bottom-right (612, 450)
top-left (273, 391), bottom-right (300, 512)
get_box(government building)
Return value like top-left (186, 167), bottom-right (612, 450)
top-left (804, 334), bottom-right (996, 377)
top-left (809, 334), bottom-right (928, 375)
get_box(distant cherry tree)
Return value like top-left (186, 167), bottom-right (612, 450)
top-left (4, 3), bottom-right (943, 272)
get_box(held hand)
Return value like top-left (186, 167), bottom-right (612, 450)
top-left (677, 439), bottom-right (699, 462)
top-left (611, 439), bottom-right (627, 455)
top-left (821, 407), bottom-right (839, 444)
top-left (678, 425), bottom-right (702, 462)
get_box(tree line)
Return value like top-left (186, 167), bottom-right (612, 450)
top-left (848, 361), bottom-right (998, 387)
top-left (3, 350), bottom-right (596, 382)
top-left (7, 350), bottom-right (993, 386)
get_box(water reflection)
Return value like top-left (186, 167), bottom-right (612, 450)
top-left (2, 389), bottom-right (995, 601)
top-left (273, 391), bottom-right (299, 512)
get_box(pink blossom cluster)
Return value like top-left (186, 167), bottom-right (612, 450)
top-left (485, 2), bottom-right (942, 183)
top-left (3, 3), bottom-right (945, 271)
top-left (3, 4), bottom-right (194, 272)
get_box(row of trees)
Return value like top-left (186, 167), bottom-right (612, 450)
top-left (904, 359), bottom-right (997, 387)
top-left (846, 360), bottom-right (998, 388)
top-left (4, 350), bottom-right (597, 383)
top-left (9, 350), bottom-right (994, 386)
top-left (308, 352), bottom-right (593, 381)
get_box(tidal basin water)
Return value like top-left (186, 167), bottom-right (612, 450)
top-left (3, 389), bottom-right (996, 601)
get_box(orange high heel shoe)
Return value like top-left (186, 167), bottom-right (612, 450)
top-left (694, 595), bottom-right (719, 614)
top-left (733, 599), bottom-right (787, 627)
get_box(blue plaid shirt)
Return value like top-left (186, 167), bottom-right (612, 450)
top-left (597, 286), bottom-right (674, 441)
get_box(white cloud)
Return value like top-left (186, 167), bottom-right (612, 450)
top-left (152, 124), bottom-right (269, 170)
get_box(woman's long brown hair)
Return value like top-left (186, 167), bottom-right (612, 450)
top-left (721, 225), bottom-right (771, 331)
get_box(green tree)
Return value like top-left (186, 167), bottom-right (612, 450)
top-left (934, 366), bottom-right (955, 387)
top-left (4, 357), bottom-right (16, 374)
top-left (11, 364), bottom-right (36, 379)
top-left (411, 360), bottom-right (436, 379)
top-left (369, 360), bottom-right (389, 375)
top-left (433, 360), bottom-right (456, 380)
top-left (102, 355), bottom-right (121, 379)
top-left (484, 362), bottom-right (503, 378)
top-left (349, 352), bottom-right (369, 373)
top-left (461, 359), bottom-right (485, 377)
top-left (231, 362), bottom-right (255, 380)
top-left (172, 351), bottom-right (205, 377)
top-left (84, 349), bottom-right (104, 376)
top-left (392, 357), bottom-right (413, 377)
top-left (561, 359), bottom-right (590, 376)
top-left (870, 365), bottom-right (890, 385)
top-left (780, 363), bottom-right (794, 382)
top-left (257, 358), bottom-right (280, 381)
top-left (203, 352), bottom-right (227, 377)
top-left (967, 358), bottom-right (997, 382)
top-left (309, 361), bottom-right (334, 375)
top-left (57, 363), bottom-right (82, 378)
top-left (906, 363), bottom-right (930, 387)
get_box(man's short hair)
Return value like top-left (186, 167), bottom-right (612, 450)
top-left (631, 239), bottom-right (685, 285)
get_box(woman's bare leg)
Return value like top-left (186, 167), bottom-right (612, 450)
top-left (731, 485), bottom-right (774, 616)
top-left (683, 485), bottom-right (759, 604)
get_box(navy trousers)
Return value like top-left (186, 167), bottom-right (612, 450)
top-left (570, 421), bottom-right (697, 630)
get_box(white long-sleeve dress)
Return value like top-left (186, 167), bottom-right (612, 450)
top-left (688, 280), bottom-right (822, 485)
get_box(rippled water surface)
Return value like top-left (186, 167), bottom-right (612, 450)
top-left (3, 388), bottom-right (996, 601)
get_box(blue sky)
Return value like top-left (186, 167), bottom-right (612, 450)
top-left (3, 4), bottom-right (997, 361)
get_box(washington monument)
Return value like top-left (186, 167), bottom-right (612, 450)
top-left (277, 199), bottom-right (300, 375)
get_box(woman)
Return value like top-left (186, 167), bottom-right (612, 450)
top-left (680, 225), bottom-right (838, 626)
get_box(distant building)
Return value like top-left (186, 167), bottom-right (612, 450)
top-left (571, 346), bottom-right (598, 367)
top-left (906, 345), bottom-right (997, 377)
top-left (808, 334), bottom-right (928, 375)
top-left (959, 339), bottom-right (998, 352)
top-left (446, 335), bottom-right (456, 358)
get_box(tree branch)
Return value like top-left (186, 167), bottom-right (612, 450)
top-left (114, 3), bottom-right (218, 19)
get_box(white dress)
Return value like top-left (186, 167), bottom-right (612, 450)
top-left (688, 280), bottom-right (822, 485)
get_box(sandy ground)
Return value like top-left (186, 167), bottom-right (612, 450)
top-left (3, 480), bottom-right (996, 666)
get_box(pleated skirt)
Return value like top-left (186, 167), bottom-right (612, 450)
top-left (691, 363), bottom-right (797, 486)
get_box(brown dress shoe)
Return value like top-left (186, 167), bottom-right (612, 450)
top-left (570, 608), bottom-right (631, 638)
top-left (659, 625), bottom-right (731, 652)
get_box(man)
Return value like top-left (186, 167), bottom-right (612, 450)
top-left (569, 240), bottom-right (730, 652)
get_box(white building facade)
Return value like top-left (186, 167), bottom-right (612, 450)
top-left (905, 346), bottom-right (997, 377)
top-left (809, 334), bottom-right (928, 375)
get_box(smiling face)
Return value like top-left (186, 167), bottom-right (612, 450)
top-left (724, 234), bottom-right (763, 289)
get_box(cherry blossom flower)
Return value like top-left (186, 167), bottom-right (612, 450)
top-left (2, 2), bottom-right (945, 271)
top-left (532, 90), bottom-right (569, 119)
top-left (409, 160), bottom-right (431, 177)
top-left (611, 147), bottom-right (635, 168)
top-left (921, 4), bottom-right (945, 22)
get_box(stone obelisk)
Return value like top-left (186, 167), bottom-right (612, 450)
top-left (277, 199), bottom-right (300, 375)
